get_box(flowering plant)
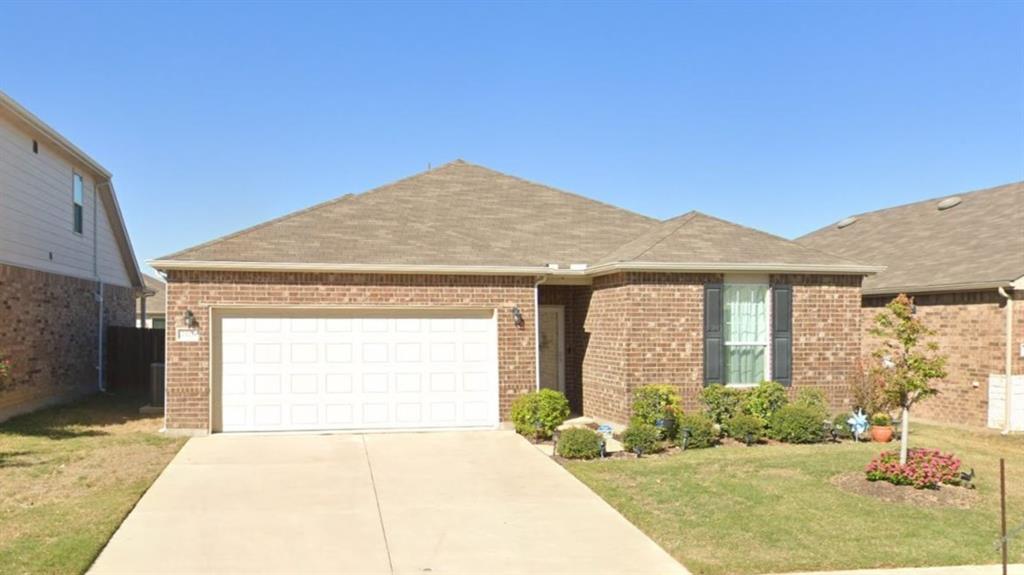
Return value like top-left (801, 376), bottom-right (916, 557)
top-left (866, 448), bottom-right (962, 489)
top-left (0, 357), bottom-right (10, 382)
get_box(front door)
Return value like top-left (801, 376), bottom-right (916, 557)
top-left (538, 306), bottom-right (565, 393)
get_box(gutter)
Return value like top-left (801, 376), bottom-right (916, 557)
top-left (998, 287), bottom-right (1015, 434)
top-left (862, 280), bottom-right (1016, 297)
top-left (149, 259), bottom-right (885, 277)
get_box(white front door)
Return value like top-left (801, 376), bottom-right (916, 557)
top-left (217, 311), bottom-right (499, 432)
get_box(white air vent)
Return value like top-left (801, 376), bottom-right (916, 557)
top-left (937, 196), bottom-right (962, 211)
top-left (837, 216), bottom-right (858, 229)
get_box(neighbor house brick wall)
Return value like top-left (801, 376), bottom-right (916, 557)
top-left (580, 272), bottom-right (862, 423)
top-left (163, 270), bottom-right (537, 432)
top-left (0, 262), bottom-right (134, 421)
top-left (862, 290), bottom-right (1024, 428)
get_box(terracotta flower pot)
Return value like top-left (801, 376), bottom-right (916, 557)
top-left (870, 425), bottom-right (894, 443)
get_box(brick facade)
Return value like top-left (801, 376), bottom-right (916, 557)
top-left (576, 272), bottom-right (862, 423)
top-left (0, 262), bottom-right (134, 421)
top-left (862, 290), bottom-right (1024, 428)
top-left (163, 270), bottom-right (537, 432)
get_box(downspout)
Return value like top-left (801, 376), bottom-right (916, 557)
top-left (95, 182), bottom-right (105, 392)
top-left (534, 274), bottom-right (549, 391)
top-left (998, 287), bottom-right (1014, 434)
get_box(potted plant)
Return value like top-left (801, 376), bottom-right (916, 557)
top-left (870, 413), bottom-right (894, 442)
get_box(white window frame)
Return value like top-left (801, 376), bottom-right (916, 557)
top-left (72, 172), bottom-right (84, 235)
top-left (722, 275), bottom-right (772, 387)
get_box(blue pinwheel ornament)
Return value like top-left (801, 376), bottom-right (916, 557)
top-left (847, 409), bottom-right (869, 441)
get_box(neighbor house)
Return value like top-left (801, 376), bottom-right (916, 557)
top-left (0, 91), bottom-right (145, 421)
top-left (137, 273), bottom-right (166, 329)
top-left (799, 182), bottom-right (1024, 431)
top-left (151, 160), bottom-right (879, 435)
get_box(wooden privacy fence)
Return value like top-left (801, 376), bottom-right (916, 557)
top-left (106, 326), bottom-right (165, 398)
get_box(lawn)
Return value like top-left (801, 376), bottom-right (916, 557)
top-left (565, 423), bottom-right (1024, 575)
top-left (0, 395), bottom-right (186, 575)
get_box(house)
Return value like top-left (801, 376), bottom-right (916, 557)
top-left (0, 91), bottom-right (145, 421)
top-left (798, 182), bottom-right (1024, 431)
top-left (151, 160), bottom-right (879, 435)
top-left (137, 273), bottom-right (166, 329)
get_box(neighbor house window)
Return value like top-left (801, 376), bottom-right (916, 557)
top-left (723, 283), bottom-right (769, 385)
top-left (72, 173), bottom-right (84, 234)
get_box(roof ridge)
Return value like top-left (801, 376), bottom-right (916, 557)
top-left (625, 211), bottom-right (699, 262)
top-left (450, 160), bottom-right (658, 223)
top-left (690, 211), bottom-right (868, 267)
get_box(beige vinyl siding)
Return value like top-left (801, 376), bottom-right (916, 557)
top-left (0, 113), bottom-right (132, 287)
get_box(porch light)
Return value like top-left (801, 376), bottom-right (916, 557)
top-left (511, 305), bottom-right (524, 328)
top-left (181, 309), bottom-right (197, 329)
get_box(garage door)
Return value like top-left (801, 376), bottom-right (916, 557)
top-left (217, 312), bottom-right (499, 432)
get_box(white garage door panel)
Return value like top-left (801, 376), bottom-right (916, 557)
top-left (219, 315), bottom-right (499, 432)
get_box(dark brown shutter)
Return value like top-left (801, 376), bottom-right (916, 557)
top-left (772, 285), bottom-right (793, 387)
top-left (704, 283), bottom-right (724, 385)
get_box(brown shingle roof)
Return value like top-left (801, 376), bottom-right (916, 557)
top-left (597, 211), bottom-right (867, 268)
top-left (798, 182), bottom-right (1024, 294)
top-left (154, 160), bottom-right (872, 275)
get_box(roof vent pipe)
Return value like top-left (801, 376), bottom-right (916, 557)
top-left (837, 216), bottom-right (858, 229)
top-left (937, 196), bottom-right (962, 210)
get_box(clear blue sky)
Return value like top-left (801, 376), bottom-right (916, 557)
top-left (2, 2), bottom-right (1021, 276)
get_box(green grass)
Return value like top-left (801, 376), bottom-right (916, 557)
top-left (0, 395), bottom-right (186, 575)
top-left (565, 423), bottom-right (1024, 575)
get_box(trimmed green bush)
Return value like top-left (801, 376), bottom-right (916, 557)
top-left (510, 389), bottom-right (570, 440)
top-left (725, 413), bottom-right (765, 443)
top-left (556, 427), bottom-right (604, 459)
top-left (831, 413), bottom-right (853, 439)
top-left (676, 413), bottom-right (718, 449)
top-left (622, 423), bottom-right (661, 455)
top-left (794, 388), bottom-right (829, 418)
top-left (631, 384), bottom-right (682, 439)
top-left (769, 404), bottom-right (827, 443)
top-left (700, 384), bottom-right (750, 425)
top-left (745, 381), bottom-right (788, 426)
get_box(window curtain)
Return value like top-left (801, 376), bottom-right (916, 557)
top-left (724, 284), bottom-right (767, 384)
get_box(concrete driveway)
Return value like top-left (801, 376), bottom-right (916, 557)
top-left (89, 431), bottom-right (688, 575)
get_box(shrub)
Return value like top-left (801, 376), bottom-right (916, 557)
top-left (831, 413), bottom-right (854, 439)
top-left (631, 384), bottom-right (682, 439)
top-left (676, 413), bottom-right (718, 449)
top-left (700, 384), bottom-right (749, 425)
top-left (745, 381), bottom-right (788, 426)
top-left (725, 413), bottom-right (764, 443)
top-left (866, 448), bottom-right (962, 489)
top-left (871, 412), bottom-right (892, 427)
top-left (556, 427), bottom-right (604, 459)
top-left (510, 389), bottom-right (570, 440)
top-left (622, 423), bottom-right (661, 455)
top-left (794, 388), bottom-right (829, 417)
top-left (769, 404), bottom-right (827, 443)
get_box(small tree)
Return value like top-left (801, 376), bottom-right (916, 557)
top-left (870, 294), bottom-right (947, 464)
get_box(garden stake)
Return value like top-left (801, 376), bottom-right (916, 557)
top-left (1001, 458), bottom-right (1007, 575)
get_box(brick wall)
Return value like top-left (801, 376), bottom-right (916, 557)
top-left (862, 290), bottom-right (1024, 428)
top-left (776, 274), bottom-right (863, 411)
top-left (580, 272), bottom-right (862, 423)
top-left (0, 263), bottom-right (134, 421)
top-left (163, 270), bottom-right (537, 432)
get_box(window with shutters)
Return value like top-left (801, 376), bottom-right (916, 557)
top-left (723, 283), bottom-right (770, 385)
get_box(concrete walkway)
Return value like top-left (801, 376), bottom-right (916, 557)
top-left (89, 431), bottom-right (688, 575)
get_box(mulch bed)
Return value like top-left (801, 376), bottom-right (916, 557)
top-left (830, 472), bottom-right (979, 509)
